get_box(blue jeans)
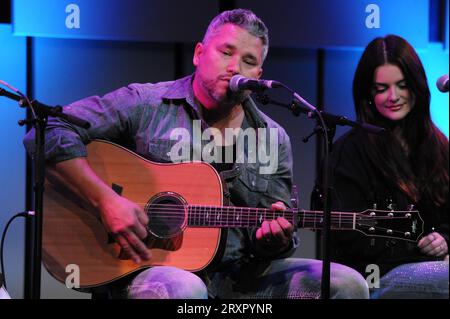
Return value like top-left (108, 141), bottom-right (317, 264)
top-left (370, 261), bottom-right (449, 299)
top-left (126, 258), bottom-right (369, 299)
top-left (0, 286), bottom-right (11, 299)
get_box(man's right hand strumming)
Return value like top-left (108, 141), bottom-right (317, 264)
top-left (49, 157), bottom-right (152, 264)
top-left (98, 195), bottom-right (151, 263)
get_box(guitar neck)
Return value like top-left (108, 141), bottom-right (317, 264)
top-left (187, 205), bottom-right (356, 230)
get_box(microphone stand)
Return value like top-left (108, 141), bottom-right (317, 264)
top-left (0, 87), bottom-right (90, 299)
top-left (255, 92), bottom-right (384, 299)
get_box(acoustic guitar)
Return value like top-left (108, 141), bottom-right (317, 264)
top-left (42, 140), bottom-right (424, 289)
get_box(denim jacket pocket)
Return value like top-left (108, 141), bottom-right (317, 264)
top-left (238, 167), bottom-right (269, 193)
top-left (147, 139), bottom-right (188, 163)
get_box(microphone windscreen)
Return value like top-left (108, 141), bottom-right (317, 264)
top-left (436, 74), bottom-right (449, 92)
top-left (229, 75), bottom-right (245, 92)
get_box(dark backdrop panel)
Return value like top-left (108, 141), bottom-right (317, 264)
top-left (236, 0), bottom-right (429, 48)
top-left (323, 49), bottom-right (363, 140)
top-left (260, 47), bottom-right (319, 258)
top-left (13, 0), bottom-right (218, 42)
top-left (13, 0), bottom-right (431, 48)
top-left (33, 38), bottom-right (175, 105)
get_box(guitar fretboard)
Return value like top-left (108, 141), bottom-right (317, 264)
top-left (187, 205), bottom-right (356, 230)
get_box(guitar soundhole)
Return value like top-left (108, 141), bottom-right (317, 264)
top-left (145, 192), bottom-right (187, 238)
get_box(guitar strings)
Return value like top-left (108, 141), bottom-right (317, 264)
top-left (136, 203), bottom-right (412, 216)
top-left (139, 208), bottom-right (412, 221)
top-left (141, 209), bottom-right (411, 222)
top-left (145, 218), bottom-right (411, 235)
top-left (84, 200), bottom-right (413, 230)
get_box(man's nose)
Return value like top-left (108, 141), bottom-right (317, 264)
top-left (226, 57), bottom-right (240, 74)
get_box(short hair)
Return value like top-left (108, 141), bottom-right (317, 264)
top-left (202, 9), bottom-right (269, 62)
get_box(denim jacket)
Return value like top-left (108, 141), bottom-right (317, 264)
top-left (23, 74), bottom-right (299, 265)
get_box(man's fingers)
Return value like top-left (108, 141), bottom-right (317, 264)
top-left (269, 219), bottom-right (283, 242)
top-left (116, 230), bottom-right (151, 263)
top-left (277, 217), bottom-right (294, 237)
top-left (133, 219), bottom-right (149, 240)
top-left (271, 201), bottom-right (286, 211)
top-left (270, 220), bottom-right (292, 246)
top-left (137, 209), bottom-right (149, 228)
top-left (257, 203), bottom-right (293, 247)
top-left (123, 231), bottom-right (151, 260)
top-left (257, 221), bottom-right (275, 244)
top-left (134, 206), bottom-right (149, 239)
top-left (261, 221), bottom-right (273, 241)
top-left (114, 233), bottom-right (141, 263)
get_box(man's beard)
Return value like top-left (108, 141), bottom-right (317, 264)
top-left (204, 77), bottom-right (249, 107)
top-left (221, 88), bottom-right (248, 107)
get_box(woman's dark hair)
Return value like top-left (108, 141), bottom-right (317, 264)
top-left (353, 34), bottom-right (448, 206)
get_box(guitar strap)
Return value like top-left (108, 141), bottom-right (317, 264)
top-left (218, 165), bottom-right (241, 206)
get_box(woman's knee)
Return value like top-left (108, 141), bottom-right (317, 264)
top-left (371, 261), bottom-right (449, 299)
top-left (127, 266), bottom-right (208, 299)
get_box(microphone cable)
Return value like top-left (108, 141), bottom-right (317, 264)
top-left (1, 211), bottom-right (31, 293)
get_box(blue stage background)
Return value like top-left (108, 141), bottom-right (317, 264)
top-left (1, 0), bottom-right (448, 298)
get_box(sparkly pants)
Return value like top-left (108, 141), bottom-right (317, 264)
top-left (370, 260), bottom-right (449, 299)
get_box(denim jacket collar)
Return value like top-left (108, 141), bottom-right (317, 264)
top-left (161, 73), bottom-right (267, 130)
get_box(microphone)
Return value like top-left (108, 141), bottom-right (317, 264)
top-left (229, 75), bottom-right (281, 92)
top-left (0, 87), bottom-right (91, 129)
top-left (436, 74), bottom-right (449, 93)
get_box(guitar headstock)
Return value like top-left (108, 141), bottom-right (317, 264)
top-left (355, 209), bottom-right (424, 242)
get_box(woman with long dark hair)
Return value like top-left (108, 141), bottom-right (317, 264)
top-left (328, 34), bottom-right (449, 298)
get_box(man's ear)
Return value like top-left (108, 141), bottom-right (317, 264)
top-left (193, 42), bottom-right (203, 67)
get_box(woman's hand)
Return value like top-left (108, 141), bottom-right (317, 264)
top-left (417, 232), bottom-right (448, 258)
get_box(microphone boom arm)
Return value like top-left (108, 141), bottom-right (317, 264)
top-left (255, 93), bottom-right (385, 134)
top-left (0, 88), bottom-right (90, 129)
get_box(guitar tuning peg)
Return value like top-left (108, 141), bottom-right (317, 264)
top-left (387, 203), bottom-right (396, 211)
